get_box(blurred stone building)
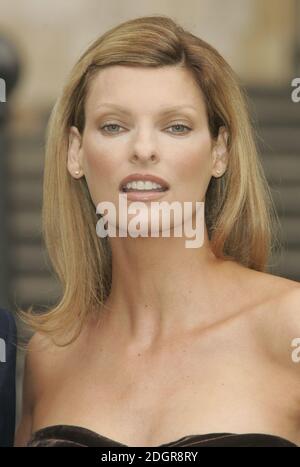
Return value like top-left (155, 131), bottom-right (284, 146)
top-left (0, 0), bottom-right (299, 433)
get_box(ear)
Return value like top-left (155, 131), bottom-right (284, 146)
top-left (67, 126), bottom-right (84, 179)
top-left (211, 126), bottom-right (229, 178)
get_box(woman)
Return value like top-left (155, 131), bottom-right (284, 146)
top-left (14, 15), bottom-right (300, 447)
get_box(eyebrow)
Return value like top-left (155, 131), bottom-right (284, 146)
top-left (93, 103), bottom-right (198, 116)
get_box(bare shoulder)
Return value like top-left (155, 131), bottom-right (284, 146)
top-left (14, 331), bottom-right (59, 446)
top-left (21, 327), bottom-right (84, 405)
top-left (25, 327), bottom-right (84, 378)
top-left (14, 328), bottom-right (84, 446)
top-left (27, 330), bottom-right (65, 363)
top-left (248, 269), bottom-right (300, 373)
top-left (23, 331), bottom-right (66, 397)
top-left (270, 280), bottom-right (300, 367)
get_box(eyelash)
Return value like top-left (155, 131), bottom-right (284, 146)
top-left (100, 122), bottom-right (192, 135)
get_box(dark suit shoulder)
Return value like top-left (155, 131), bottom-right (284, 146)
top-left (0, 308), bottom-right (17, 447)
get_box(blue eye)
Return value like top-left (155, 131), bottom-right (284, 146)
top-left (100, 123), bottom-right (192, 135)
top-left (101, 123), bottom-right (123, 134)
top-left (167, 124), bottom-right (191, 134)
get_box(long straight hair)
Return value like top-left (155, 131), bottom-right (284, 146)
top-left (16, 15), bottom-right (281, 347)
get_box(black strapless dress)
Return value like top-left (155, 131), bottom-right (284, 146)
top-left (26, 425), bottom-right (298, 447)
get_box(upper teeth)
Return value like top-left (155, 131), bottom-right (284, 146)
top-left (124, 181), bottom-right (164, 190)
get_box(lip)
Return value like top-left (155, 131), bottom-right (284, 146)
top-left (120, 190), bottom-right (169, 202)
top-left (119, 173), bottom-right (170, 191)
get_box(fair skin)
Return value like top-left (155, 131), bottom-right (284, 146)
top-left (68, 64), bottom-right (231, 350)
top-left (14, 66), bottom-right (300, 447)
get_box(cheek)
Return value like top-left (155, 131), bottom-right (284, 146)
top-left (173, 131), bottom-right (213, 183)
top-left (82, 136), bottom-right (117, 177)
top-left (81, 134), bottom-right (120, 204)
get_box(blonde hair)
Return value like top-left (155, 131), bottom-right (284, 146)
top-left (16, 14), bottom-right (281, 348)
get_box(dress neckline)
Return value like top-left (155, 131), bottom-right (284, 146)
top-left (29, 424), bottom-right (298, 447)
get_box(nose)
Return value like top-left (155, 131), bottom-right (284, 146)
top-left (131, 153), bottom-right (158, 163)
top-left (130, 129), bottom-right (159, 163)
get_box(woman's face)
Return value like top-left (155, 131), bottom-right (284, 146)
top-left (67, 65), bottom-right (228, 230)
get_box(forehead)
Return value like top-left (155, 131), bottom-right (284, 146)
top-left (84, 65), bottom-right (206, 116)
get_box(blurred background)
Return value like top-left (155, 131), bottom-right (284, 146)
top-left (0, 0), bottom-right (299, 433)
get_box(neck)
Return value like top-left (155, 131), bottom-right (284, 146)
top-left (98, 226), bottom-right (239, 352)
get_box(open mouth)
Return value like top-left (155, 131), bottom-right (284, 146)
top-left (121, 187), bottom-right (168, 193)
